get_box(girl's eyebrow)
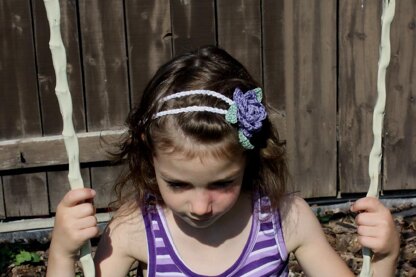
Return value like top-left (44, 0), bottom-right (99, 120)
top-left (160, 172), bottom-right (240, 185)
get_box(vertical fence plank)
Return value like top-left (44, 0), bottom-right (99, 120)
top-left (338, 0), bottom-right (381, 193)
top-left (91, 165), bottom-right (124, 209)
top-left (384, 1), bottom-right (416, 191)
top-left (0, 0), bottom-right (42, 140)
top-left (125, 0), bottom-right (172, 106)
top-left (283, 0), bottom-right (337, 197)
top-left (217, 0), bottom-right (262, 82)
top-left (262, 0), bottom-right (285, 111)
top-left (0, 177), bottom-right (5, 219)
top-left (3, 173), bottom-right (48, 217)
top-left (48, 168), bottom-right (91, 213)
top-left (79, 0), bottom-right (129, 131)
top-left (171, 0), bottom-right (216, 55)
top-left (32, 0), bottom-right (86, 135)
top-left (79, 0), bottom-right (130, 199)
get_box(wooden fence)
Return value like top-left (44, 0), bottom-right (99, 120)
top-left (0, 0), bottom-right (415, 220)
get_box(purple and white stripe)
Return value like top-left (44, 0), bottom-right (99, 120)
top-left (142, 196), bottom-right (289, 277)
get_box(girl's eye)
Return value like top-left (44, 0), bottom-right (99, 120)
top-left (209, 181), bottom-right (234, 190)
top-left (167, 182), bottom-right (189, 190)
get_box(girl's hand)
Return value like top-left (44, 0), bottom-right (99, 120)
top-left (351, 197), bottom-right (400, 260)
top-left (50, 188), bottom-right (99, 259)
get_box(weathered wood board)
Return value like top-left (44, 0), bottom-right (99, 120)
top-left (78, 0), bottom-right (130, 131)
top-left (124, 0), bottom-right (173, 106)
top-left (262, 0), bottom-right (286, 112)
top-left (283, 0), bottom-right (337, 197)
top-left (91, 165), bottom-right (124, 209)
top-left (338, 0), bottom-right (381, 193)
top-left (216, 0), bottom-right (262, 82)
top-left (47, 168), bottom-right (91, 213)
top-left (171, 0), bottom-right (216, 55)
top-left (384, 0), bottom-right (416, 191)
top-left (0, 0), bottom-right (42, 140)
top-left (0, 177), bottom-right (5, 219)
top-left (3, 173), bottom-right (48, 217)
top-left (0, 131), bottom-right (122, 170)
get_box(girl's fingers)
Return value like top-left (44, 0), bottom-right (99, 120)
top-left (61, 188), bottom-right (96, 207)
top-left (357, 225), bottom-right (380, 238)
top-left (352, 197), bottom-right (399, 256)
top-left (70, 226), bottom-right (99, 243)
top-left (350, 196), bottom-right (383, 213)
top-left (357, 236), bottom-right (382, 252)
top-left (355, 212), bottom-right (380, 226)
top-left (62, 217), bottom-right (99, 246)
top-left (75, 215), bottom-right (98, 230)
top-left (78, 226), bottom-right (100, 242)
top-left (357, 234), bottom-right (394, 255)
top-left (71, 202), bottom-right (96, 218)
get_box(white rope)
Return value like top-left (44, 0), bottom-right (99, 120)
top-left (42, 0), bottom-right (95, 276)
top-left (360, 1), bottom-right (395, 276)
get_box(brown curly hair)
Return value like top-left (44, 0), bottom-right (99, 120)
top-left (110, 45), bottom-right (288, 214)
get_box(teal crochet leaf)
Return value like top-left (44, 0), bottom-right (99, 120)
top-left (253, 88), bottom-right (263, 102)
top-left (238, 130), bottom-right (254, 150)
top-left (226, 104), bottom-right (238, 124)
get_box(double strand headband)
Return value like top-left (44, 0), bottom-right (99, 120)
top-left (154, 88), bottom-right (267, 149)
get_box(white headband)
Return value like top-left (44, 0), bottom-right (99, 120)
top-left (154, 90), bottom-right (233, 118)
top-left (153, 88), bottom-right (267, 150)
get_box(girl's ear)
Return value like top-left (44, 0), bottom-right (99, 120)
top-left (141, 133), bottom-right (145, 142)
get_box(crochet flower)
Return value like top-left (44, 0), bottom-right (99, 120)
top-left (225, 88), bottom-right (267, 149)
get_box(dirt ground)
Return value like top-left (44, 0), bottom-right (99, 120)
top-left (1, 204), bottom-right (415, 277)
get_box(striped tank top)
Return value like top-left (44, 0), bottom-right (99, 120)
top-left (141, 196), bottom-right (289, 276)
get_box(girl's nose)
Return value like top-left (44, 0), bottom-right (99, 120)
top-left (190, 191), bottom-right (212, 217)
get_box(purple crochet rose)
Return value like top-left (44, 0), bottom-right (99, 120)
top-left (233, 88), bottom-right (267, 138)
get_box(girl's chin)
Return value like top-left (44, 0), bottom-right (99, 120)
top-left (179, 214), bottom-right (221, 229)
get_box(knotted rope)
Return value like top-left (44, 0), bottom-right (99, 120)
top-left (360, 1), bottom-right (395, 276)
top-left (43, 0), bottom-right (95, 276)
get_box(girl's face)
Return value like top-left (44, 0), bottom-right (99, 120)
top-left (153, 148), bottom-right (246, 229)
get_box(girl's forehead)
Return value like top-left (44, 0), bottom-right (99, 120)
top-left (153, 146), bottom-right (246, 180)
top-left (151, 117), bottom-right (244, 160)
top-left (154, 145), bottom-right (237, 163)
top-left (154, 140), bottom-right (243, 162)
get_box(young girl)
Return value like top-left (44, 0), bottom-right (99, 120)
top-left (47, 46), bottom-right (399, 277)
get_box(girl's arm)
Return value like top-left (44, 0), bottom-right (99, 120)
top-left (93, 204), bottom-right (148, 277)
top-left (284, 197), bottom-right (354, 277)
top-left (47, 189), bottom-right (146, 277)
top-left (284, 196), bottom-right (399, 277)
top-left (46, 188), bottom-right (99, 277)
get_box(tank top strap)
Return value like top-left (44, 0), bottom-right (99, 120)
top-left (255, 194), bottom-right (289, 262)
top-left (271, 207), bottom-right (289, 262)
top-left (141, 201), bottom-right (158, 277)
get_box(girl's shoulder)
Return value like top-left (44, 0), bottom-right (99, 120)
top-left (278, 195), bottom-right (319, 254)
top-left (277, 197), bottom-right (354, 276)
top-left (95, 200), bottom-right (148, 270)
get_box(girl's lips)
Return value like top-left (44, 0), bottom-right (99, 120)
top-left (189, 215), bottom-right (212, 222)
top-left (193, 218), bottom-right (211, 223)
top-left (184, 214), bottom-right (219, 227)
